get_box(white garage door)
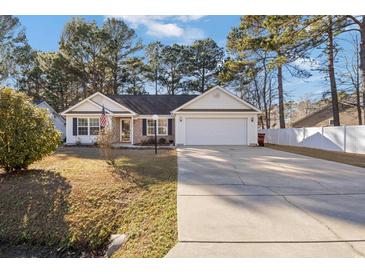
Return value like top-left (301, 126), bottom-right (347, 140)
top-left (185, 118), bottom-right (247, 145)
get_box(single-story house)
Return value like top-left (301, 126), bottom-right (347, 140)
top-left (292, 102), bottom-right (362, 128)
top-left (61, 86), bottom-right (260, 146)
top-left (34, 99), bottom-right (66, 139)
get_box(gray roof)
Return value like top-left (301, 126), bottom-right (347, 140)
top-left (107, 94), bottom-right (198, 115)
top-left (33, 99), bottom-right (44, 105)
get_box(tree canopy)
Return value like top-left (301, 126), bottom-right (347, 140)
top-left (0, 15), bottom-right (364, 128)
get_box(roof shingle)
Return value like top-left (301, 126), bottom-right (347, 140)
top-left (107, 94), bottom-right (197, 115)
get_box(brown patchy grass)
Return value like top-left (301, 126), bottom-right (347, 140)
top-left (266, 144), bottom-right (365, 168)
top-left (0, 147), bottom-right (177, 257)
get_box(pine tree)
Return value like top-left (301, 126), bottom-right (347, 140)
top-left (60, 18), bottom-right (104, 97)
top-left (122, 57), bottom-right (147, 95)
top-left (304, 16), bottom-right (349, 126)
top-left (0, 15), bottom-right (29, 84)
top-left (145, 41), bottom-right (164, 95)
top-left (187, 38), bottom-right (224, 93)
top-left (102, 18), bottom-right (142, 95)
top-left (227, 16), bottom-right (313, 128)
top-left (158, 44), bottom-right (190, 95)
top-left (345, 16), bottom-right (365, 124)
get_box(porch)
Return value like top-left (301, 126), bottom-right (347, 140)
top-left (111, 143), bottom-right (175, 149)
top-left (111, 117), bottom-right (133, 144)
top-left (110, 116), bottom-right (175, 146)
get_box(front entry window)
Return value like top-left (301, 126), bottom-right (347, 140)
top-left (121, 119), bottom-right (131, 142)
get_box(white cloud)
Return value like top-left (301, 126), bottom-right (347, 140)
top-left (293, 57), bottom-right (320, 70)
top-left (114, 15), bottom-right (161, 28)
top-left (109, 15), bottom-right (205, 39)
top-left (147, 22), bottom-right (184, 37)
top-left (181, 28), bottom-right (205, 44)
top-left (175, 15), bottom-right (205, 22)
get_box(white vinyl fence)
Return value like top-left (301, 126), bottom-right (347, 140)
top-left (260, 125), bottom-right (365, 154)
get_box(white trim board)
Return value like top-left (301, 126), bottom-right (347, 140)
top-left (61, 92), bottom-right (137, 115)
top-left (171, 86), bottom-right (261, 113)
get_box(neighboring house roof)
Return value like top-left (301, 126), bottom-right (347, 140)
top-left (106, 94), bottom-right (198, 115)
top-left (33, 99), bottom-right (44, 105)
top-left (291, 101), bottom-right (357, 127)
top-left (33, 99), bottom-right (62, 118)
top-left (32, 99), bottom-right (66, 137)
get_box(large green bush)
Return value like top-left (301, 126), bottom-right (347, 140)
top-left (0, 88), bottom-right (61, 172)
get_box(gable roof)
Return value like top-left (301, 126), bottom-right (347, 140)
top-left (107, 94), bottom-right (197, 115)
top-left (61, 92), bottom-right (136, 115)
top-left (292, 102), bottom-right (356, 127)
top-left (171, 86), bottom-right (261, 113)
top-left (61, 86), bottom-right (260, 116)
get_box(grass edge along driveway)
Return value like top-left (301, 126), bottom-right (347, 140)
top-left (266, 144), bottom-right (365, 169)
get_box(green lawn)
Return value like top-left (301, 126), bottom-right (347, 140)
top-left (0, 147), bottom-right (177, 257)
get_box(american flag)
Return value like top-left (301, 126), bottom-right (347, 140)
top-left (100, 106), bottom-right (108, 128)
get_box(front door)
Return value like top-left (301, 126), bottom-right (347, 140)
top-left (121, 119), bottom-right (131, 143)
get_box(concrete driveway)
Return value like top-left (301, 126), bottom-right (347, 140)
top-left (166, 146), bottom-right (365, 257)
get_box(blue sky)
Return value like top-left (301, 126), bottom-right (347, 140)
top-left (19, 15), bottom-right (240, 50)
top-left (18, 15), bottom-right (357, 101)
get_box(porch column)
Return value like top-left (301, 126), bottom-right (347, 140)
top-left (131, 117), bottom-right (134, 145)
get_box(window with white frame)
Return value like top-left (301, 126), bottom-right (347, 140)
top-left (77, 118), bottom-right (100, 136)
top-left (89, 118), bottom-right (100, 135)
top-left (147, 119), bottom-right (155, 135)
top-left (77, 118), bottom-right (88, 135)
top-left (147, 118), bottom-right (168, 136)
top-left (158, 119), bottom-right (168, 135)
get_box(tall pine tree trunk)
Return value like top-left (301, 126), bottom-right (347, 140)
top-left (262, 64), bottom-right (270, 129)
top-left (327, 16), bottom-right (340, 126)
top-left (356, 86), bottom-right (362, 125)
top-left (277, 64), bottom-right (285, 128)
top-left (113, 54), bottom-right (119, 95)
top-left (113, 71), bottom-right (118, 95)
top-left (263, 98), bottom-right (269, 128)
top-left (360, 16), bottom-right (365, 124)
top-left (155, 68), bottom-right (158, 95)
top-left (263, 87), bottom-right (270, 129)
top-left (201, 66), bottom-right (205, 93)
top-left (268, 79), bottom-right (273, 128)
top-left (82, 80), bottom-right (87, 98)
top-left (355, 39), bottom-right (363, 125)
top-left (171, 71), bottom-right (175, 95)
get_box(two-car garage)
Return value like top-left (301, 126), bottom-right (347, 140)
top-left (184, 118), bottom-right (248, 145)
top-left (62, 85), bottom-right (259, 146)
top-left (172, 86), bottom-right (260, 146)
